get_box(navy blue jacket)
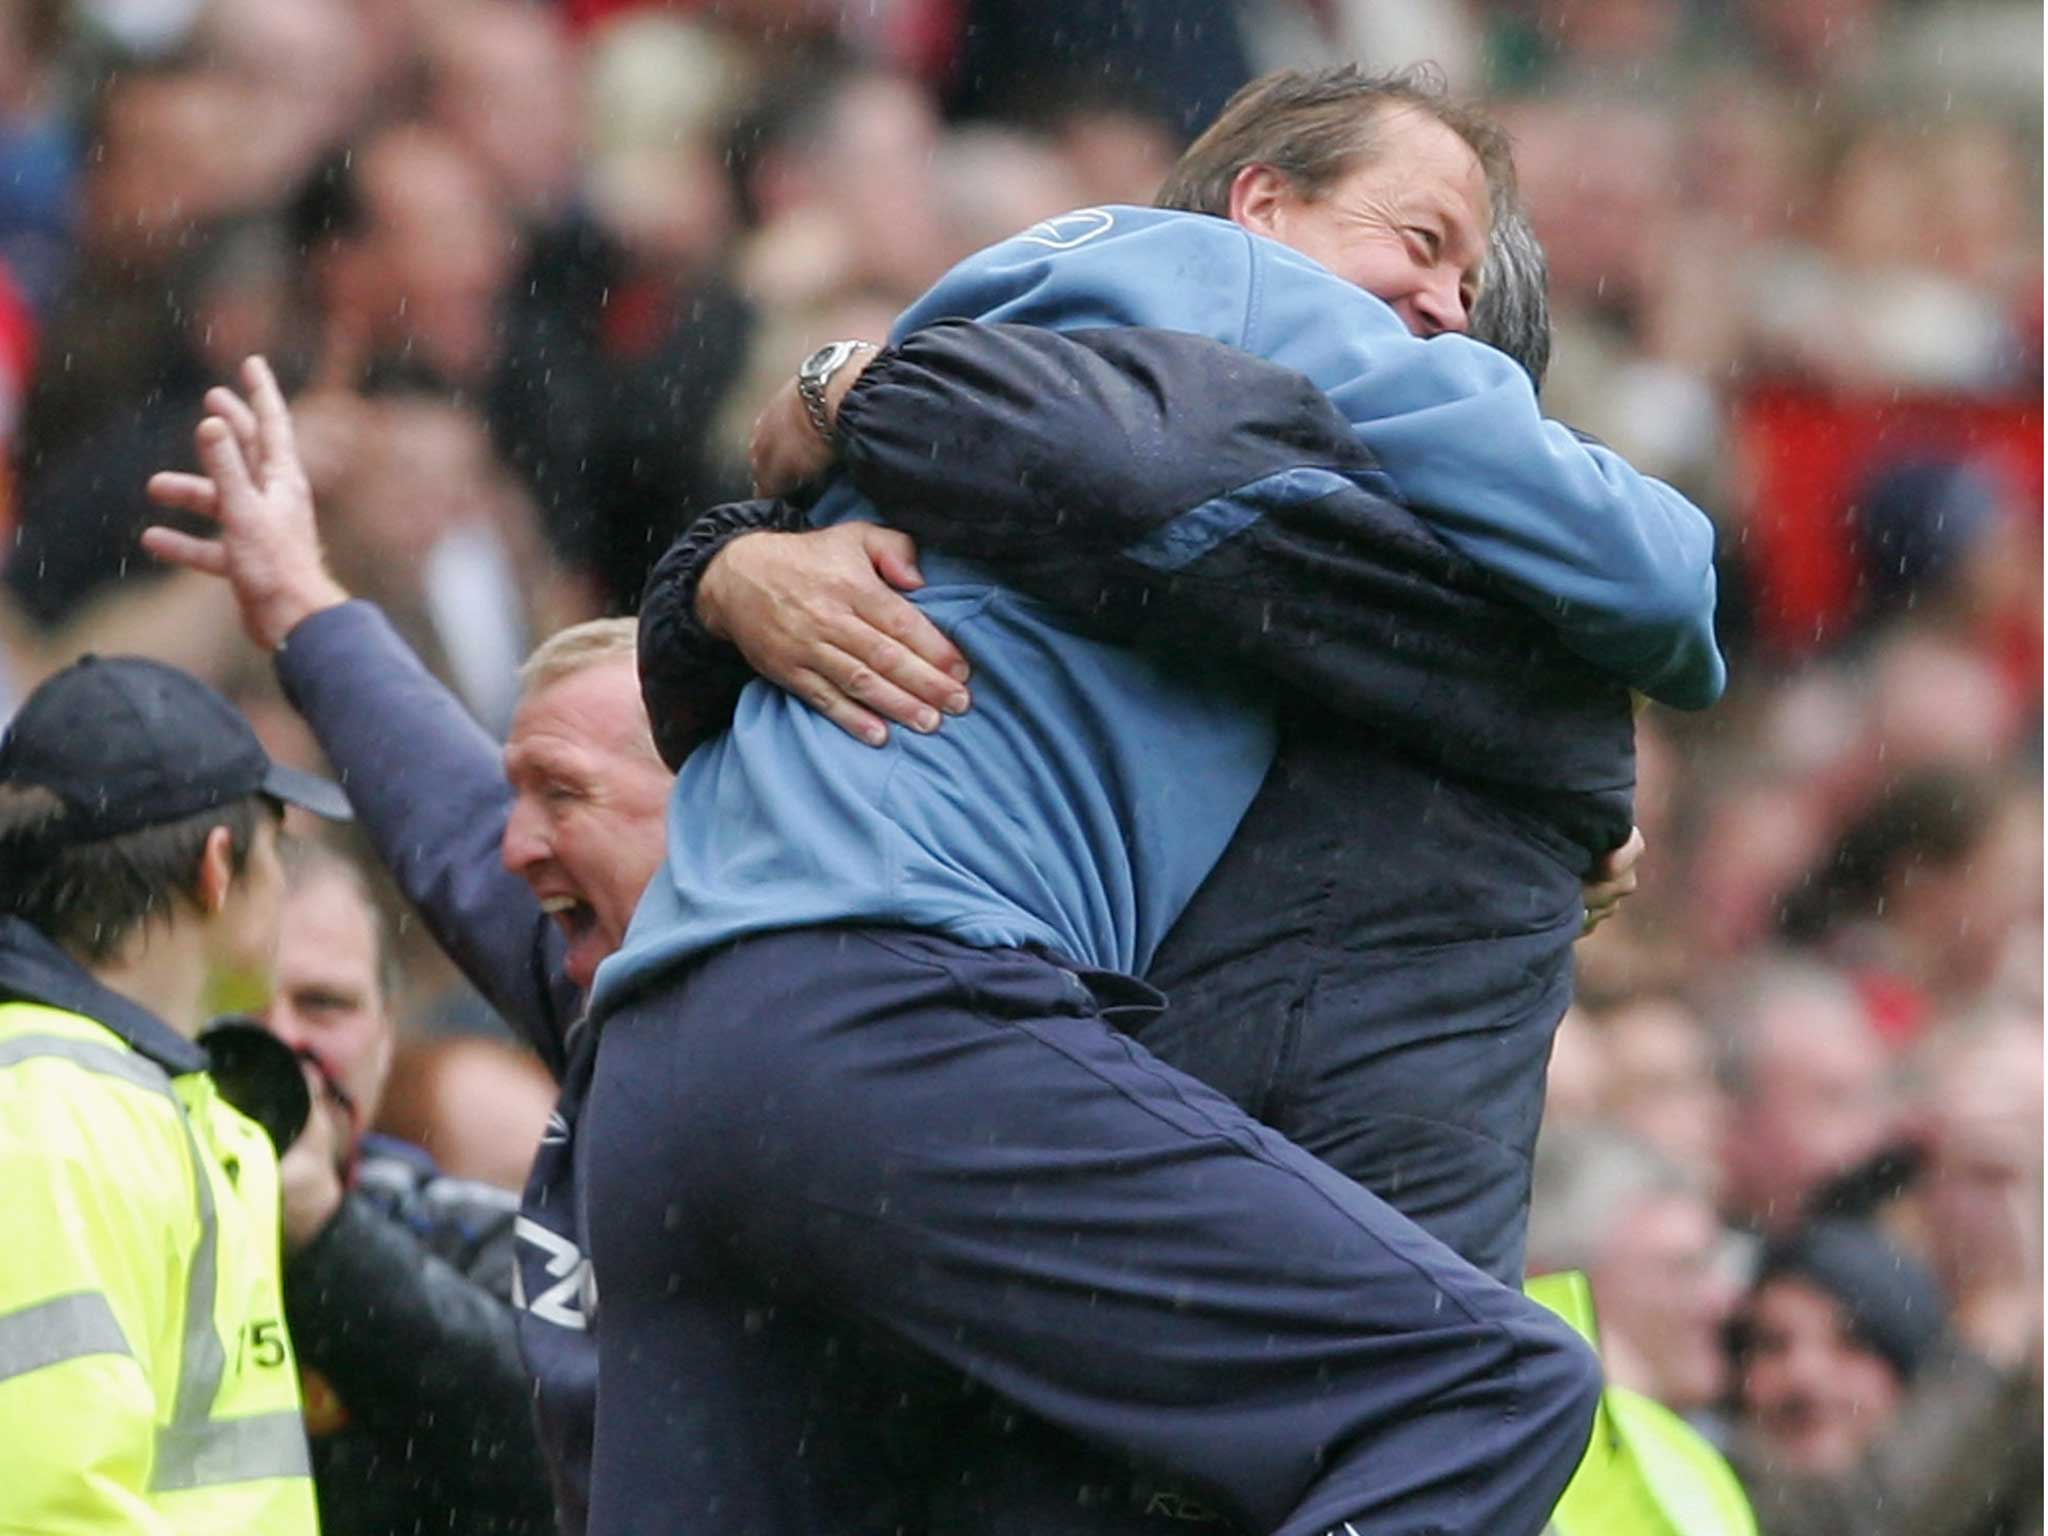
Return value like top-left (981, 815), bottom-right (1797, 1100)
top-left (643, 321), bottom-right (1661, 1280)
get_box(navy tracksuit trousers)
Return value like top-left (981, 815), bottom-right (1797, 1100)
top-left (578, 927), bottom-right (1598, 1536)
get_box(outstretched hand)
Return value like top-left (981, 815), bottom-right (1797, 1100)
top-left (696, 522), bottom-right (970, 746)
top-left (1579, 825), bottom-right (1645, 937)
top-left (143, 355), bottom-right (349, 651)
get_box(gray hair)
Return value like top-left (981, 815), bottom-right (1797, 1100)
top-left (1469, 197), bottom-right (1552, 393)
top-left (1526, 1124), bottom-right (1701, 1275)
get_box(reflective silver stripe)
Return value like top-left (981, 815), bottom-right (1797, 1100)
top-left (0, 1291), bottom-right (132, 1382)
top-left (152, 1410), bottom-right (313, 1490)
top-left (154, 1109), bottom-right (229, 1490)
top-left (0, 1032), bottom-right (177, 1101)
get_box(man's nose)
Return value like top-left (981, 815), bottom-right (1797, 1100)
top-left (502, 796), bottom-right (546, 874)
top-left (266, 1005), bottom-right (307, 1053)
top-left (1414, 272), bottom-right (1470, 337)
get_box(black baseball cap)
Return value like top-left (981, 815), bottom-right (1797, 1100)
top-left (0, 655), bottom-right (352, 843)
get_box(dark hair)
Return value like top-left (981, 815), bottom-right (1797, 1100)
top-left (286, 141), bottom-right (368, 255)
top-left (1779, 770), bottom-right (1993, 943)
top-left (280, 839), bottom-right (402, 1009)
top-left (723, 50), bottom-right (862, 228)
top-left (0, 795), bottom-right (271, 962)
top-left (1734, 1220), bottom-right (1947, 1384)
top-left (1155, 64), bottom-right (1516, 224)
top-left (1469, 197), bottom-right (1551, 391)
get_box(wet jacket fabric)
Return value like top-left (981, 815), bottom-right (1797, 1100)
top-left (0, 916), bottom-right (317, 1535)
top-left (599, 204), bottom-right (1721, 1023)
top-left (285, 1133), bottom-right (554, 1536)
top-left (644, 317), bottom-right (1713, 1282)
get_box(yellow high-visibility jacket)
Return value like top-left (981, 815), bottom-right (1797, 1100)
top-left (0, 919), bottom-right (317, 1535)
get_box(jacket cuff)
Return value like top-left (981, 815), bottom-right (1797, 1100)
top-left (637, 498), bottom-right (807, 770)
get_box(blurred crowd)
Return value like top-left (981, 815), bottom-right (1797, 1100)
top-left (0, 0), bottom-right (2036, 1530)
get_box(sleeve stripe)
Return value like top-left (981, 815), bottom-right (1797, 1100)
top-left (0, 1033), bottom-right (177, 1101)
top-left (0, 1290), bottom-right (132, 1383)
top-left (1122, 467), bottom-right (1395, 573)
top-left (154, 1409), bottom-right (313, 1491)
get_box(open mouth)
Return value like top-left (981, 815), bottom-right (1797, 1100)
top-left (538, 894), bottom-right (598, 946)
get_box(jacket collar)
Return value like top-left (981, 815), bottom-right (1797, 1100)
top-left (0, 916), bottom-right (208, 1075)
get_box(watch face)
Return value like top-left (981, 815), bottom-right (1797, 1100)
top-left (800, 344), bottom-right (843, 382)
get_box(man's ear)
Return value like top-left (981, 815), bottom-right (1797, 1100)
top-left (1227, 165), bottom-right (1295, 241)
top-left (194, 825), bottom-right (237, 916)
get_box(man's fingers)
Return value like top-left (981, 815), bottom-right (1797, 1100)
top-left (787, 666), bottom-right (891, 748)
top-left (1594, 825), bottom-right (1646, 882)
top-left (145, 471), bottom-right (221, 519)
top-left (205, 386), bottom-right (261, 465)
top-left (838, 603), bottom-right (969, 717)
top-left (862, 527), bottom-right (925, 592)
top-left (195, 415), bottom-right (259, 506)
top-left (243, 356), bottom-right (302, 477)
top-left (854, 543), bottom-right (971, 686)
top-left (813, 637), bottom-right (955, 734)
top-left (139, 524), bottom-right (229, 575)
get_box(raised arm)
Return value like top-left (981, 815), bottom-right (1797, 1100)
top-left (274, 602), bottom-right (578, 1076)
top-left (143, 359), bottom-right (578, 1076)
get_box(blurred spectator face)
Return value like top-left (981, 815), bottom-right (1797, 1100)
top-left (425, 0), bottom-right (579, 222)
top-left (1723, 978), bottom-right (1893, 1231)
top-left (1688, 783), bottom-right (1828, 956)
top-left (1542, 0), bottom-right (1684, 67)
top-left (1508, 100), bottom-right (1676, 324)
top-left (82, 70), bottom-right (241, 268)
top-left (1739, 0), bottom-right (1882, 83)
top-left (202, 0), bottom-right (373, 206)
top-left (1882, 787), bottom-right (2036, 1004)
top-left (339, 396), bottom-right (502, 567)
top-left (1054, 107), bottom-right (1179, 206)
top-left (1592, 1188), bottom-right (1741, 1412)
top-left (1921, 121), bottom-right (2034, 295)
top-left (1915, 1014), bottom-right (2043, 1301)
top-left (339, 129), bottom-right (515, 385)
top-left (1680, 83), bottom-right (1813, 244)
top-left (500, 656), bottom-right (673, 992)
top-left (1601, 997), bottom-right (1730, 1195)
top-left (589, 140), bottom-right (735, 275)
top-left (821, 74), bottom-right (950, 299)
top-left (1240, 104), bottom-right (1488, 338)
top-left (1868, 636), bottom-right (2021, 776)
top-left (267, 865), bottom-right (396, 1135)
top-left (1739, 1275), bottom-right (1904, 1473)
top-left (936, 128), bottom-right (1083, 258)
top-left (1823, 127), bottom-right (1927, 272)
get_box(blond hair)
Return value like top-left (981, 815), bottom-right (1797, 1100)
top-left (516, 616), bottom-right (640, 699)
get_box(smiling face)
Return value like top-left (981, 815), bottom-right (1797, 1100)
top-left (501, 657), bottom-right (675, 993)
top-left (1740, 1276), bottom-right (1905, 1474)
top-left (1229, 104), bottom-right (1492, 338)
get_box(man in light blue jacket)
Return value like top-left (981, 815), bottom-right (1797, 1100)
top-left (592, 69), bottom-right (1718, 1536)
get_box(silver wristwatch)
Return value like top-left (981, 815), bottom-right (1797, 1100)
top-left (795, 340), bottom-right (874, 442)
